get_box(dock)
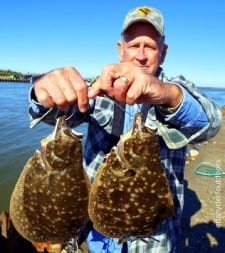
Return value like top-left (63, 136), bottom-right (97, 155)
top-left (0, 78), bottom-right (31, 83)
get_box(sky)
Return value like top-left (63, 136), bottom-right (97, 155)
top-left (0, 0), bottom-right (224, 87)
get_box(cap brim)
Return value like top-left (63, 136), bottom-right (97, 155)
top-left (121, 18), bottom-right (163, 36)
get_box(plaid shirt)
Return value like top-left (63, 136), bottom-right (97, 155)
top-left (29, 69), bottom-right (222, 253)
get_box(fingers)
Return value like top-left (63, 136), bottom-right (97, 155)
top-left (88, 66), bottom-right (120, 99)
top-left (87, 63), bottom-right (148, 104)
top-left (88, 64), bottom-right (133, 101)
top-left (34, 67), bottom-right (88, 112)
top-left (35, 75), bottom-right (67, 109)
top-left (66, 68), bottom-right (89, 112)
top-left (88, 75), bottom-right (131, 102)
top-left (33, 63), bottom-right (154, 112)
top-left (35, 86), bottom-right (55, 108)
top-left (87, 77), bottom-right (103, 98)
top-left (70, 78), bottom-right (89, 112)
top-left (112, 75), bottom-right (132, 102)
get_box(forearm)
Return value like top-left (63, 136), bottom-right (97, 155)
top-left (156, 81), bottom-right (222, 143)
top-left (157, 86), bottom-right (208, 132)
top-left (157, 82), bottom-right (184, 113)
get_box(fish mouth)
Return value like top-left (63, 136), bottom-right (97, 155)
top-left (44, 116), bottom-right (83, 143)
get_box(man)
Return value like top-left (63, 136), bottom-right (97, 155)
top-left (29, 5), bottom-right (222, 253)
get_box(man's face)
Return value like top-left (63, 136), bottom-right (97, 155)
top-left (117, 22), bottom-right (167, 75)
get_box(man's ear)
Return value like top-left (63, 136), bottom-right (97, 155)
top-left (117, 41), bottom-right (123, 61)
top-left (160, 43), bottom-right (168, 65)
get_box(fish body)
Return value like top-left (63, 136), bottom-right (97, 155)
top-left (10, 116), bottom-right (91, 243)
top-left (88, 112), bottom-right (175, 239)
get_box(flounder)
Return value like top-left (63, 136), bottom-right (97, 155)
top-left (88, 112), bottom-right (175, 240)
top-left (10, 116), bottom-right (91, 243)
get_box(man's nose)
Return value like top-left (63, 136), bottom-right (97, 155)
top-left (136, 47), bottom-right (147, 61)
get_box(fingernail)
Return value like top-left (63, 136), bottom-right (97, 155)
top-left (79, 106), bottom-right (87, 113)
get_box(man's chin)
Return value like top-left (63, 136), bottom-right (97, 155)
top-left (139, 66), bottom-right (155, 75)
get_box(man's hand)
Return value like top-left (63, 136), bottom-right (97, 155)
top-left (34, 66), bottom-right (89, 112)
top-left (88, 62), bottom-right (183, 108)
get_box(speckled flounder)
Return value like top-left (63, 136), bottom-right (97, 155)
top-left (88, 112), bottom-right (175, 240)
top-left (10, 116), bottom-right (91, 243)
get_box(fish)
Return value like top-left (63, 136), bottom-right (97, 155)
top-left (10, 116), bottom-right (91, 243)
top-left (88, 112), bottom-right (175, 241)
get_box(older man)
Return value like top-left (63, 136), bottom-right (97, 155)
top-left (29, 5), bottom-right (222, 253)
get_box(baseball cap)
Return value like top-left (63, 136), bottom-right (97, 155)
top-left (121, 6), bottom-right (164, 36)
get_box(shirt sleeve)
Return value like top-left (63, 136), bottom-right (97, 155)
top-left (156, 75), bottom-right (222, 143)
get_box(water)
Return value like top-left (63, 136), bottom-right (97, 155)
top-left (198, 86), bottom-right (225, 107)
top-left (0, 82), bottom-right (224, 212)
top-left (0, 82), bottom-right (87, 211)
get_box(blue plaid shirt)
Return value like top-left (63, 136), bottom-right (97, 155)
top-left (29, 69), bottom-right (222, 253)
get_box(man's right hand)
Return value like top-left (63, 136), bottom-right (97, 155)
top-left (34, 66), bottom-right (89, 112)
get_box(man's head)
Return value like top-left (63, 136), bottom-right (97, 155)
top-left (117, 6), bottom-right (168, 75)
top-left (121, 6), bottom-right (165, 38)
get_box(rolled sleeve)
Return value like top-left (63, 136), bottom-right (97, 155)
top-left (156, 74), bottom-right (222, 143)
top-left (159, 88), bottom-right (209, 131)
top-left (157, 86), bottom-right (209, 137)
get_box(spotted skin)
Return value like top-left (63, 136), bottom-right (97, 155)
top-left (10, 116), bottom-right (91, 243)
top-left (88, 112), bottom-right (175, 239)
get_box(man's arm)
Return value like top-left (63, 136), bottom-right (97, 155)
top-left (156, 75), bottom-right (222, 143)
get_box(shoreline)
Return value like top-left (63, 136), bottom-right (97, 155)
top-left (177, 106), bottom-right (225, 251)
top-left (0, 78), bottom-right (31, 83)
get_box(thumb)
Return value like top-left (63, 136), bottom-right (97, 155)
top-left (88, 77), bottom-right (103, 98)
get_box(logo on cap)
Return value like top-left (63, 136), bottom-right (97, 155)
top-left (137, 7), bottom-right (156, 17)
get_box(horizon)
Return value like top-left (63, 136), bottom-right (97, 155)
top-left (0, 68), bottom-right (224, 89)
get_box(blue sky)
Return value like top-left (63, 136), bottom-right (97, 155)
top-left (1, 0), bottom-right (224, 87)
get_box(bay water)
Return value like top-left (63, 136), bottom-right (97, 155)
top-left (0, 82), bottom-right (224, 212)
